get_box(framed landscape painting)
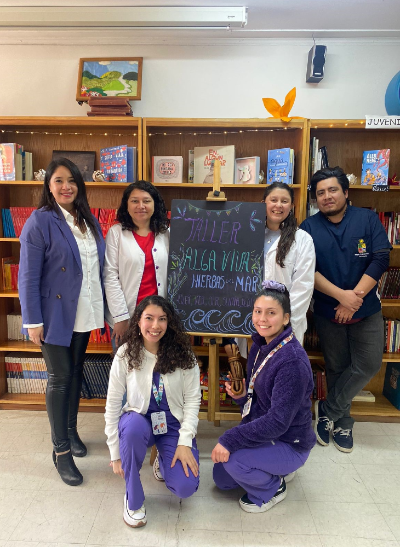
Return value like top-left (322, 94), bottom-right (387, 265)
top-left (76, 57), bottom-right (143, 101)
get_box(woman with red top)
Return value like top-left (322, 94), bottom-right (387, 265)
top-left (104, 181), bottom-right (170, 349)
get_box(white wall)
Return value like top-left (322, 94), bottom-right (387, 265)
top-left (1, 39), bottom-right (399, 118)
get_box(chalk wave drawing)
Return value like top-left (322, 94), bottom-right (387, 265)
top-left (182, 309), bottom-right (255, 335)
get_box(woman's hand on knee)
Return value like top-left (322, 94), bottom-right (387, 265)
top-left (110, 459), bottom-right (124, 478)
top-left (171, 445), bottom-right (198, 478)
top-left (211, 443), bottom-right (230, 464)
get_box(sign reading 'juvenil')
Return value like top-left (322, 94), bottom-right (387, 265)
top-left (167, 199), bottom-right (265, 335)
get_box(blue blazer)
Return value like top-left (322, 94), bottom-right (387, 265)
top-left (19, 206), bottom-right (106, 347)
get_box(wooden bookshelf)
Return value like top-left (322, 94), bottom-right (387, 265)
top-left (0, 116), bottom-right (142, 410)
top-left (143, 118), bottom-right (309, 223)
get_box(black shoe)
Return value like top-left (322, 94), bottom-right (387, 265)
top-left (239, 478), bottom-right (287, 513)
top-left (54, 450), bottom-right (83, 486)
top-left (52, 450), bottom-right (56, 468)
top-left (68, 427), bottom-right (87, 458)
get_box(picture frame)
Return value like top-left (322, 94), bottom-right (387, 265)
top-left (234, 157), bottom-right (260, 184)
top-left (52, 151), bottom-right (96, 182)
top-left (76, 57), bottom-right (143, 102)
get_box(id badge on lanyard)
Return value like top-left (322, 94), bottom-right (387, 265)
top-left (151, 375), bottom-right (168, 435)
top-left (241, 333), bottom-right (293, 419)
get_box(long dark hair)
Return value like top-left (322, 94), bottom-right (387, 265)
top-left (122, 295), bottom-right (195, 374)
top-left (38, 157), bottom-right (100, 241)
top-left (263, 182), bottom-right (297, 268)
top-left (116, 180), bottom-right (169, 235)
top-left (254, 283), bottom-right (292, 327)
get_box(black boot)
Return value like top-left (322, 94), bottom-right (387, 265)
top-left (68, 427), bottom-right (87, 457)
top-left (54, 450), bottom-right (83, 486)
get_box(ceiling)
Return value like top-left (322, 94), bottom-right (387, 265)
top-left (1, 0), bottom-right (400, 44)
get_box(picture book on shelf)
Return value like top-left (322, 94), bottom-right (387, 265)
top-left (100, 145), bottom-right (136, 183)
top-left (267, 148), bottom-right (294, 185)
top-left (193, 145), bottom-right (235, 185)
top-left (152, 156), bottom-right (183, 183)
top-left (361, 149), bottom-right (390, 186)
top-left (234, 157), bottom-right (260, 184)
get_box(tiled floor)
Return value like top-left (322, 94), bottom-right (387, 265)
top-left (1, 410), bottom-right (400, 547)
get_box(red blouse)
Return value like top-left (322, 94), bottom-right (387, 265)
top-left (132, 231), bottom-right (158, 304)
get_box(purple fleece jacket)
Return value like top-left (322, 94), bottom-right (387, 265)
top-left (219, 326), bottom-right (316, 454)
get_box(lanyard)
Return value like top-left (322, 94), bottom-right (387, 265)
top-left (152, 375), bottom-right (164, 406)
top-left (248, 333), bottom-right (293, 394)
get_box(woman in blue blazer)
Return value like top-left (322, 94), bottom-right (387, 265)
top-left (19, 158), bottom-right (105, 486)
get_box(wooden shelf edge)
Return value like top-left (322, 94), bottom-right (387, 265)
top-left (307, 351), bottom-right (400, 363)
top-left (0, 341), bottom-right (112, 353)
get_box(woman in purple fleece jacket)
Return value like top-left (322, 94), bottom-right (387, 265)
top-left (211, 280), bottom-right (316, 513)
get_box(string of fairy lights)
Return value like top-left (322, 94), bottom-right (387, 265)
top-left (0, 127), bottom-right (295, 139)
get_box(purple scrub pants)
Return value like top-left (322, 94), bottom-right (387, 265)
top-left (119, 411), bottom-right (199, 511)
top-left (213, 440), bottom-right (310, 506)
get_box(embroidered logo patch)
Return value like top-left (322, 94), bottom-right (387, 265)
top-left (357, 239), bottom-right (367, 254)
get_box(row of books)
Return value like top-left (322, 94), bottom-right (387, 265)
top-left (6, 313), bottom-right (29, 341)
top-left (6, 313), bottom-right (114, 346)
top-left (0, 207), bottom-right (117, 240)
top-left (378, 267), bottom-right (400, 300)
top-left (100, 145), bottom-right (137, 183)
top-left (1, 207), bottom-right (35, 238)
top-left (88, 323), bottom-right (112, 344)
top-left (312, 369), bottom-right (327, 400)
top-left (5, 353), bottom-right (47, 394)
top-left (81, 355), bottom-right (113, 399)
top-left (5, 352), bottom-right (113, 399)
top-left (309, 138), bottom-right (329, 177)
top-left (90, 208), bottom-right (117, 238)
top-left (0, 143), bottom-right (33, 181)
top-left (2, 258), bottom-right (19, 290)
top-left (384, 318), bottom-right (400, 353)
top-left (378, 211), bottom-right (400, 245)
top-left (309, 140), bottom-right (391, 188)
top-left (152, 146), bottom-right (295, 185)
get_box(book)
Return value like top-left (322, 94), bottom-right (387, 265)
top-left (234, 157), bottom-right (260, 184)
top-left (193, 145), bottom-right (235, 185)
top-left (267, 148), bottom-right (294, 185)
top-left (188, 150), bottom-right (194, 183)
top-left (352, 390), bottom-right (376, 402)
top-left (152, 156), bottom-right (183, 183)
top-left (361, 149), bottom-right (390, 186)
top-left (0, 143), bottom-right (16, 181)
top-left (100, 145), bottom-right (136, 183)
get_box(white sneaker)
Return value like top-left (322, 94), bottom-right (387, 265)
top-left (284, 471), bottom-right (296, 483)
top-left (153, 454), bottom-right (164, 482)
top-left (123, 494), bottom-right (146, 528)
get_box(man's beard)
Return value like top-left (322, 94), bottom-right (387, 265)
top-left (324, 202), bottom-right (347, 218)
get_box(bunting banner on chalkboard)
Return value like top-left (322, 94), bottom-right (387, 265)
top-left (168, 199), bottom-right (265, 335)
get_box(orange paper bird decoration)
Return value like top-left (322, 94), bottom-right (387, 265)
top-left (262, 87), bottom-right (304, 122)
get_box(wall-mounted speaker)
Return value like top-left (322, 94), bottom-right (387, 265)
top-left (306, 45), bottom-right (327, 83)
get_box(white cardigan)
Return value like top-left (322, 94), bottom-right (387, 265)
top-left (104, 224), bottom-right (170, 327)
top-left (104, 346), bottom-right (201, 461)
top-left (264, 227), bottom-right (315, 345)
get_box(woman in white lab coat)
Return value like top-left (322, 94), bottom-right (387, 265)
top-left (230, 182), bottom-right (315, 357)
top-left (261, 181), bottom-right (315, 345)
top-left (104, 181), bottom-right (169, 349)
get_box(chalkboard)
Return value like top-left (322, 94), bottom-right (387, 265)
top-left (167, 199), bottom-right (265, 335)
